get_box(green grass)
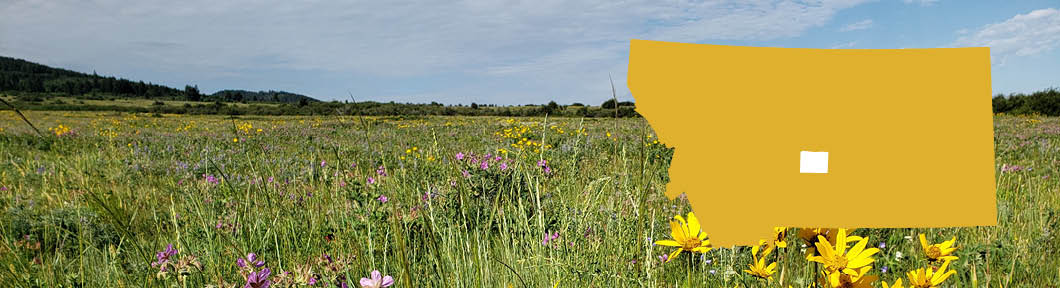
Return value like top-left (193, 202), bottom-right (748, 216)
top-left (0, 111), bottom-right (1056, 287)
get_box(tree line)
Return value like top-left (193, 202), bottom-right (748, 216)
top-left (992, 88), bottom-right (1060, 116)
top-left (3, 94), bottom-right (640, 117)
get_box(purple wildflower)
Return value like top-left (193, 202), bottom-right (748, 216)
top-left (461, 170), bottom-right (470, 178)
top-left (880, 266), bottom-right (889, 273)
top-left (1002, 164), bottom-right (1025, 173)
top-left (658, 254), bottom-right (669, 263)
top-left (541, 231), bottom-right (560, 246)
top-left (267, 176), bottom-right (274, 183)
top-left (237, 253), bottom-right (265, 268)
top-left (878, 242), bottom-right (886, 249)
top-left (321, 160), bottom-right (327, 167)
top-left (203, 174), bottom-right (220, 185)
top-left (376, 166), bottom-right (388, 177)
top-left (377, 195), bottom-right (389, 204)
top-left (151, 244), bottom-right (178, 271)
top-left (499, 162), bottom-right (508, 171)
top-left (455, 152), bottom-right (465, 160)
top-left (0, 186), bottom-right (7, 191)
top-left (359, 270), bottom-right (394, 288)
top-left (244, 267), bottom-right (272, 288)
top-left (367, 177), bottom-right (376, 185)
top-left (479, 160), bottom-right (489, 170)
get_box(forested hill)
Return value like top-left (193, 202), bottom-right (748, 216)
top-left (209, 90), bottom-right (316, 104)
top-left (0, 56), bottom-right (317, 103)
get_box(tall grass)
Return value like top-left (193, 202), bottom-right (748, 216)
top-left (0, 111), bottom-right (1055, 287)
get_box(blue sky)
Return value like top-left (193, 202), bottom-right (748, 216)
top-left (2, 0), bottom-right (1058, 105)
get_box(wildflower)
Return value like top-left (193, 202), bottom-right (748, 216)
top-left (657, 254), bottom-right (669, 263)
top-left (151, 244), bottom-right (179, 271)
top-left (918, 234), bottom-right (958, 262)
top-left (377, 195), bottom-right (389, 204)
top-left (1001, 164), bottom-right (1024, 173)
top-left (376, 166), bottom-right (387, 176)
top-left (455, 152), bottom-right (465, 160)
top-left (245, 267), bottom-right (272, 288)
top-left (499, 162), bottom-right (509, 171)
top-left (203, 174), bottom-right (220, 185)
top-left (359, 270), bottom-right (394, 288)
top-left (321, 160), bottom-right (327, 167)
top-left (743, 240), bottom-right (777, 281)
top-left (808, 228), bottom-right (879, 283)
top-left (878, 242), bottom-right (886, 249)
top-left (881, 266), bottom-right (889, 273)
top-left (480, 160), bottom-right (489, 170)
top-left (882, 279), bottom-right (905, 288)
top-left (461, 170), bottom-right (470, 178)
top-left (237, 253), bottom-right (265, 268)
top-left (821, 267), bottom-right (877, 288)
top-left (1, 186), bottom-right (8, 191)
top-left (541, 231), bottom-right (560, 246)
top-left (798, 228), bottom-right (862, 258)
top-left (367, 177), bottom-right (376, 185)
top-left (654, 211), bottom-right (712, 262)
top-left (771, 227), bottom-right (788, 249)
top-left (905, 260), bottom-right (956, 288)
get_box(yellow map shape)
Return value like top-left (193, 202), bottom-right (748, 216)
top-left (628, 40), bottom-right (996, 247)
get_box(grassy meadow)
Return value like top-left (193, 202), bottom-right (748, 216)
top-left (0, 110), bottom-right (1056, 287)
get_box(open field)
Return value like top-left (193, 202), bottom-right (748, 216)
top-left (0, 111), bottom-right (1056, 287)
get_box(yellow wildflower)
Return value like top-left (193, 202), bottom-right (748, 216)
top-left (654, 212), bottom-right (712, 262)
top-left (918, 234), bottom-right (958, 262)
top-left (808, 229), bottom-right (879, 283)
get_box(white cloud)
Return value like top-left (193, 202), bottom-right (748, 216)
top-left (952, 8), bottom-right (1060, 64)
top-left (839, 19), bottom-right (874, 32)
top-left (0, 0), bottom-right (871, 103)
top-left (830, 41), bottom-right (858, 49)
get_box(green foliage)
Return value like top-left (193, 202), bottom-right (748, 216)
top-left (993, 88), bottom-right (1060, 115)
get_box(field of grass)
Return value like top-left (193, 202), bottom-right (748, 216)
top-left (0, 110), bottom-right (1056, 287)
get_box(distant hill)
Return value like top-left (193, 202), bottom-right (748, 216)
top-left (0, 55), bottom-right (317, 103)
top-left (208, 89), bottom-right (316, 104)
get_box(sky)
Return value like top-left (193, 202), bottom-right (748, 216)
top-left (2, 0), bottom-right (1059, 105)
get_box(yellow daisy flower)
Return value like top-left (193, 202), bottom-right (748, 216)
top-left (820, 266), bottom-right (877, 288)
top-left (809, 228), bottom-right (879, 284)
top-left (906, 259), bottom-right (956, 288)
top-left (654, 211), bottom-right (712, 262)
top-left (772, 227), bottom-right (788, 249)
top-left (743, 240), bottom-right (777, 280)
top-left (918, 234), bottom-right (958, 262)
top-left (798, 228), bottom-right (862, 258)
top-left (882, 279), bottom-right (905, 288)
